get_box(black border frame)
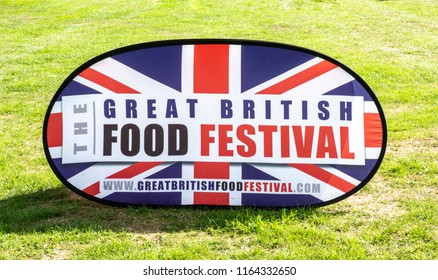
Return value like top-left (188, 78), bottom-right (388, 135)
top-left (42, 39), bottom-right (387, 208)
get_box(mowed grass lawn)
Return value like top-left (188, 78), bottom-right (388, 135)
top-left (0, 0), bottom-right (437, 259)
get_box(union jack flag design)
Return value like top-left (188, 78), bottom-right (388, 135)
top-left (44, 40), bottom-right (386, 207)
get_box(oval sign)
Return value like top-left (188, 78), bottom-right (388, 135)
top-left (43, 39), bottom-right (387, 207)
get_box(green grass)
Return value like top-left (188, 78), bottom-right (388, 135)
top-left (0, 0), bottom-right (437, 259)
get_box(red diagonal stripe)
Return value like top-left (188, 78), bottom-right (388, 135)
top-left (194, 192), bottom-right (230, 206)
top-left (83, 182), bottom-right (100, 196)
top-left (107, 162), bottom-right (163, 179)
top-left (194, 162), bottom-right (230, 179)
top-left (257, 60), bottom-right (338, 94)
top-left (289, 164), bottom-right (355, 193)
top-left (79, 68), bottom-right (140, 94)
top-left (364, 113), bottom-right (383, 147)
top-left (194, 44), bottom-right (229, 94)
top-left (47, 113), bottom-right (62, 147)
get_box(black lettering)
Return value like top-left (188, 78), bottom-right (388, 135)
top-left (168, 124), bottom-right (188, 155)
top-left (144, 124), bottom-right (164, 156)
top-left (121, 124), bottom-right (140, 156)
top-left (103, 124), bottom-right (118, 156)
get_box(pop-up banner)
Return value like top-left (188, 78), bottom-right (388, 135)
top-left (43, 39), bottom-right (386, 207)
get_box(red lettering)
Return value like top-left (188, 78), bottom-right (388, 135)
top-left (200, 124), bottom-right (352, 162)
top-left (340, 126), bottom-right (355, 159)
top-left (293, 126), bottom-right (314, 158)
top-left (280, 126), bottom-right (290, 157)
top-left (218, 124), bottom-right (233, 156)
top-left (281, 183), bottom-right (287, 192)
top-left (200, 124), bottom-right (215, 156)
top-left (236, 124), bottom-right (256, 157)
top-left (317, 126), bottom-right (337, 158)
top-left (259, 125), bottom-right (277, 157)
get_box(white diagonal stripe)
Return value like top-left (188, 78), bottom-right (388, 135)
top-left (49, 147), bottom-right (61, 159)
top-left (73, 76), bottom-right (116, 95)
top-left (246, 164), bottom-right (345, 202)
top-left (67, 162), bottom-right (132, 190)
top-left (51, 101), bottom-right (62, 114)
top-left (281, 67), bottom-right (355, 97)
top-left (242, 57), bottom-right (323, 95)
